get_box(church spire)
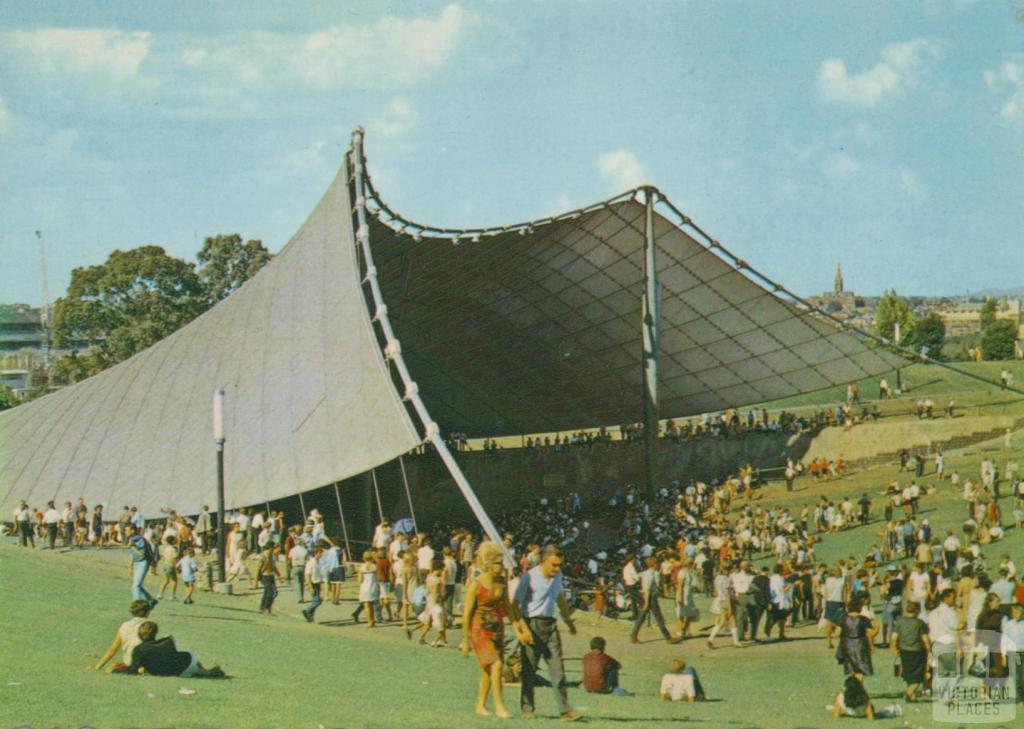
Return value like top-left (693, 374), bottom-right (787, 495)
top-left (834, 261), bottom-right (844, 293)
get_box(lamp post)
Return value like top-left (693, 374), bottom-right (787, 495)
top-left (213, 387), bottom-right (227, 584)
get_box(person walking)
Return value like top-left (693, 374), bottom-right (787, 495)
top-left (127, 530), bottom-right (158, 607)
top-left (513, 545), bottom-right (582, 721)
top-left (836, 595), bottom-right (876, 678)
top-left (256, 543), bottom-right (281, 615)
top-left (630, 557), bottom-right (681, 644)
top-left (890, 601), bottom-right (930, 702)
top-left (42, 501), bottom-right (61, 549)
top-left (461, 541), bottom-right (529, 718)
top-left (13, 500), bottom-right (34, 548)
top-left (301, 546), bottom-right (326, 623)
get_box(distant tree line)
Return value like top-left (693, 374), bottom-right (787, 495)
top-left (872, 290), bottom-right (1016, 362)
top-left (49, 234), bottom-right (272, 384)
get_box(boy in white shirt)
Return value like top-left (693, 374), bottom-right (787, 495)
top-left (177, 547), bottom-right (198, 605)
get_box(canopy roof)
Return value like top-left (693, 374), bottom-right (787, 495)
top-left (0, 131), bottom-right (906, 516)
top-left (363, 179), bottom-right (905, 437)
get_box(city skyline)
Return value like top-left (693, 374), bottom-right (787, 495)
top-left (1, 1), bottom-right (1023, 307)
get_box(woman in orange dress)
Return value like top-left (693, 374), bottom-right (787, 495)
top-left (460, 542), bottom-right (529, 719)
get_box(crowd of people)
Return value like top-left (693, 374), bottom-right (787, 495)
top-left (7, 441), bottom-right (1024, 719)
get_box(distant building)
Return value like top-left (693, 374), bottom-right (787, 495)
top-left (933, 299), bottom-right (1022, 338)
top-left (806, 262), bottom-right (874, 330)
top-left (0, 303), bottom-right (89, 398)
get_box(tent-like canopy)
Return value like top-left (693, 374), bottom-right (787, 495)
top-left (0, 128), bottom-right (906, 520)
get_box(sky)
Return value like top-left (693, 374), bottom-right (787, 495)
top-left (1, 0), bottom-right (1022, 307)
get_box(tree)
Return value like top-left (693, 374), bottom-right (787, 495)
top-left (51, 246), bottom-right (208, 371)
top-left (0, 384), bottom-right (18, 411)
top-left (980, 298), bottom-right (997, 331)
top-left (980, 320), bottom-right (1017, 361)
top-left (872, 290), bottom-right (914, 344)
top-left (197, 234), bottom-right (272, 304)
top-left (907, 312), bottom-right (946, 360)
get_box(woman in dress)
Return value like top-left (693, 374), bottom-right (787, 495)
top-left (357, 550), bottom-right (379, 628)
top-left (706, 564), bottom-right (739, 649)
top-left (674, 559), bottom-right (699, 638)
top-left (460, 542), bottom-right (529, 719)
top-left (836, 595), bottom-right (877, 678)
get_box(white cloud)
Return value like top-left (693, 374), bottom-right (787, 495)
top-left (1, 28), bottom-right (150, 78)
top-left (0, 95), bottom-right (11, 134)
top-left (300, 4), bottom-right (466, 86)
top-left (983, 59), bottom-right (1024, 122)
top-left (598, 150), bottom-right (646, 191)
top-left (825, 152), bottom-right (861, 178)
top-left (556, 194), bottom-right (572, 210)
top-left (371, 98), bottom-right (416, 138)
top-left (818, 38), bottom-right (943, 107)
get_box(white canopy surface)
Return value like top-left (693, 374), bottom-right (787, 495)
top-left (0, 168), bottom-right (421, 516)
top-left (1, 131), bottom-right (907, 518)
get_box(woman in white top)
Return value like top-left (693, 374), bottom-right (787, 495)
top-left (93, 600), bottom-right (152, 671)
top-left (706, 565), bottom-right (739, 649)
top-left (766, 565), bottom-right (793, 640)
top-left (357, 550), bottom-right (379, 628)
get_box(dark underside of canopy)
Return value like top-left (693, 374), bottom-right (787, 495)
top-left (366, 199), bottom-right (904, 438)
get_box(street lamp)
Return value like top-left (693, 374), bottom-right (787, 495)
top-left (213, 387), bottom-right (227, 586)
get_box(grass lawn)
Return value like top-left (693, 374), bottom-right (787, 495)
top-left (2, 406), bottom-right (1023, 728)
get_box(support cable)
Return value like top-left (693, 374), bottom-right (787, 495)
top-left (349, 127), bottom-right (515, 570)
top-left (398, 455), bottom-right (418, 534)
top-left (653, 193), bottom-right (1024, 399)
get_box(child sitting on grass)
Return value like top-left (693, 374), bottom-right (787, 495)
top-left (659, 658), bottom-right (706, 702)
top-left (582, 637), bottom-right (631, 696)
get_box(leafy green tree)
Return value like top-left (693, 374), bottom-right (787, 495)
top-left (0, 384), bottom-right (18, 411)
top-left (980, 320), bottom-right (1017, 360)
top-left (51, 246), bottom-right (208, 370)
top-left (872, 290), bottom-right (914, 344)
top-left (197, 234), bottom-right (272, 304)
top-left (980, 298), bottom-right (997, 331)
top-left (907, 312), bottom-right (946, 360)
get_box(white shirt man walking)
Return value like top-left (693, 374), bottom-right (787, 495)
top-left (513, 545), bottom-right (582, 721)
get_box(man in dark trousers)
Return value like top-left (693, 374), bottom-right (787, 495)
top-left (630, 557), bottom-right (681, 644)
top-left (513, 545), bottom-right (582, 722)
top-left (748, 566), bottom-right (771, 641)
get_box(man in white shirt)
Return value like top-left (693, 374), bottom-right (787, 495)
top-left (513, 545), bottom-right (580, 722)
top-left (42, 501), bottom-right (62, 549)
top-left (630, 557), bottom-right (681, 644)
top-left (416, 537), bottom-right (435, 583)
top-left (13, 500), bottom-right (34, 548)
top-left (249, 511), bottom-right (264, 552)
top-left (288, 541), bottom-right (309, 602)
top-left (731, 563), bottom-right (755, 641)
top-left (621, 555), bottom-right (641, 621)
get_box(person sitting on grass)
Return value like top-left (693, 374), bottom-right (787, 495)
top-left (582, 637), bottom-right (631, 696)
top-left (112, 621), bottom-right (224, 678)
top-left (831, 674), bottom-right (874, 719)
top-left (93, 600), bottom-right (152, 672)
top-left (659, 658), bottom-right (706, 702)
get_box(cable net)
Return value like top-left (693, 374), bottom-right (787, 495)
top-left (365, 194), bottom-right (905, 437)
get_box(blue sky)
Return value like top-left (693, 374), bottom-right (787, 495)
top-left (1, 1), bottom-right (1022, 306)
